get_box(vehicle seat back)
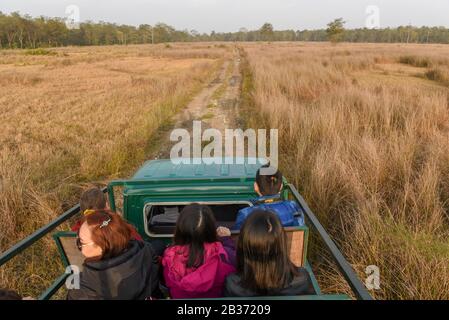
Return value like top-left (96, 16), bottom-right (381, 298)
top-left (231, 226), bottom-right (308, 267)
top-left (53, 232), bottom-right (85, 272)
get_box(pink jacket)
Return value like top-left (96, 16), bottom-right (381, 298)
top-left (162, 238), bottom-right (236, 299)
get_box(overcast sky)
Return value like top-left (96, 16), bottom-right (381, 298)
top-left (2, 0), bottom-right (449, 33)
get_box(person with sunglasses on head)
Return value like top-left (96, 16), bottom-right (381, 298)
top-left (67, 211), bottom-right (160, 300)
top-left (71, 187), bottom-right (143, 242)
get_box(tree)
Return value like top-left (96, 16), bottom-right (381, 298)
top-left (151, 23), bottom-right (175, 43)
top-left (259, 23), bottom-right (274, 41)
top-left (12, 12), bottom-right (28, 48)
top-left (138, 24), bottom-right (153, 44)
top-left (0, 12), bottom-right (7, 48)
top-left (25, 16), bottom-right (41, 48)
top-left (42, 18), bottom-right (68, 46)
top-left (3, 13), bottom-right (19, 48)
top-left (326, 18), bottom-right (346, 44)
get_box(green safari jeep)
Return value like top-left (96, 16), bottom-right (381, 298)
top-left (0, 157), bottom-right (372, 300)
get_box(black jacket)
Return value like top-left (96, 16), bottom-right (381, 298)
top-left (67, 241), bottom-right (159, 300)
top-left (224, 267), bottom-right (316, 297)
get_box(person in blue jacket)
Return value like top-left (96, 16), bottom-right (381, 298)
top-left (232, 164), bottom-right (305, 230)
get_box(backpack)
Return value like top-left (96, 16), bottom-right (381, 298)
top-left (232, 195), bottom-right (305, 230)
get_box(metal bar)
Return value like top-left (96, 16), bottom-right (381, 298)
top-left (107, 182), bottom-right (121, 212)
top-left (53, 232), bottom-right (77, 268)
top-left (0, 188), bottom-right (107, 267)
top-left (0, 204), bottom-right (80, 266)
top-left (287, 184), bottom-right (373, 300)
top-left (39, 273), bottom-right (69, 300)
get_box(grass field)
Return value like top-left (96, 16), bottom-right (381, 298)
top-left (241, 42), bottom-right (449, 299)
top-left (0, 43), bottom-right (229, 296)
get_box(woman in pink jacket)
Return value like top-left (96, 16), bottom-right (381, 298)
top-left (162, 205), bottom-right (236, 299)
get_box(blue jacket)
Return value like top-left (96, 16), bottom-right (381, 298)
top-left (232, 195), bottom-right (305, 230)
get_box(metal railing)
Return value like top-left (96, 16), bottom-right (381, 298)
top-left (286, 183), bottom-right (372, 300)
top-left (0, 204), bottom-right (80, 266)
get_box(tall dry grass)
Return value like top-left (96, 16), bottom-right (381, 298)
top-left (241, 42), bottom-right (449, 299)
top-left (0, 43), bottom-right (228, 296)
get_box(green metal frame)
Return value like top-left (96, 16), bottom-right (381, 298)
top-left (302, 227), bottom-right (310, 271)
top-left (37, 232), bottom-right (78, 300)
top-left (108, 177), bottom-right (257, 242)
top-left (107, 181), bottom-right (122, 213)
top-left (107, 177), bottom-right (257, 213)
top-left (53, 231), bottom-right (77, 267)
top-left (39, 272), bottom-right (70, 300)
top-left (304, 261), bottom-right (321, 295)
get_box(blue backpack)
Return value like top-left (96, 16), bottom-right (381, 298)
top-left (232, 195), bottom-right (305, 230)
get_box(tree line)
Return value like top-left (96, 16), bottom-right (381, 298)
top-left (1, 12), bottom-right (449, 49)
top-left (0, 12), bottom-right (194, 48)
top-left (210, 23), bottom-right (449, 44)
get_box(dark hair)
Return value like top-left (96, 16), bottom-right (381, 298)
top-left (0, 288), bottom-right (22, 300)
top-left (80, 187), bottom-right (107, 213)
top-left (83, 210), bottom-right (134, 261)
top-left (173, 205), bottom-right (217, 268)
top-left (256, 164), bottom-right (283, 196)
top-left (237, 209), bottom-right (298, 295)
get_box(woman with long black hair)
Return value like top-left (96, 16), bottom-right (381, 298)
top-left (225, 209), bottom-right (315, 297)
top-left (162, 204), bottom-right (236, 298)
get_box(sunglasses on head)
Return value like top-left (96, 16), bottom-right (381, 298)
top-left (75, 213), bottom-right (112, 251)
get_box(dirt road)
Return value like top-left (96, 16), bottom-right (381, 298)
top-left (156, 46), bottom-right (243, 159)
